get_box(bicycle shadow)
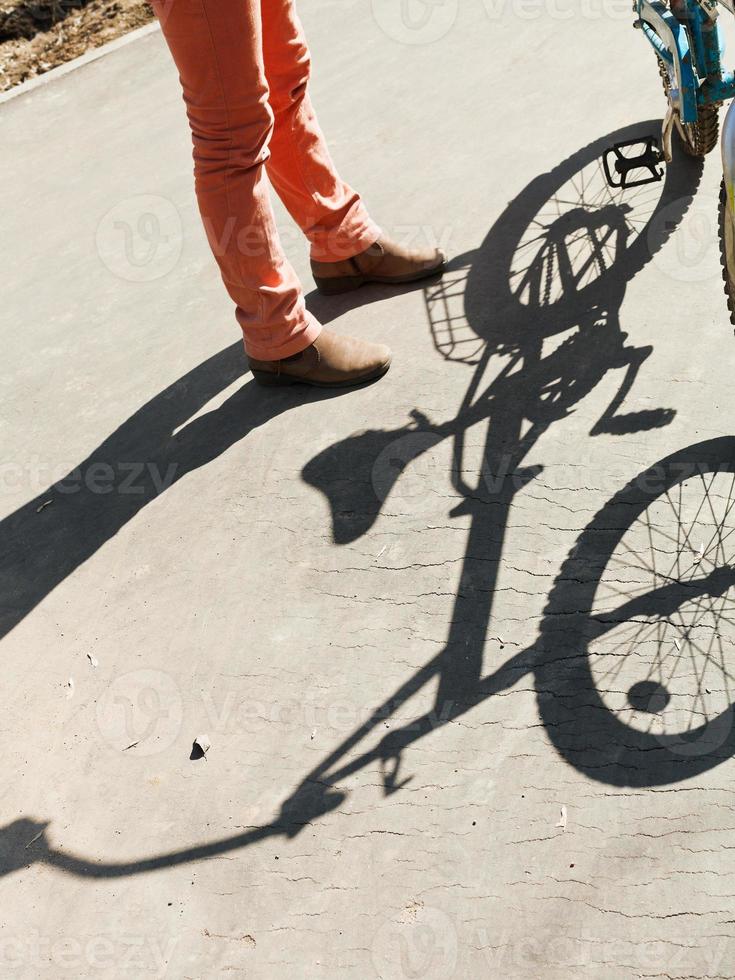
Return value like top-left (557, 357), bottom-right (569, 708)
top-left (2, 122), bottom-right (725, 880)
top-left (295, 121), bottom-right (701, 794)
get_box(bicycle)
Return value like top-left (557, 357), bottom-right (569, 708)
top-left (613, 0), bottom-right (735, 321)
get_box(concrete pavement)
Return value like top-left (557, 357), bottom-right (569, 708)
top-left (3, 3), bottom-right (735, 977)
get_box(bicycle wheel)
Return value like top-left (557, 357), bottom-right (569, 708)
top-left (538, 438), bottom-right (735, 786)
top-left (658, 57), bottom-right (719, 157)
top-left (718, 180), bottom-right (735, 326)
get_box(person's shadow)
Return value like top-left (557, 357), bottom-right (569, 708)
top-left (0, 344), bottom-right (340, 642)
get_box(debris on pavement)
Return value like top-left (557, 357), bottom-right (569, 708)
top-left (191, 734), bottom-right (211, 760)
top-left (86, 653), bottom-right (99, 668)
top-left (556, 805), bottom-right (568, 831)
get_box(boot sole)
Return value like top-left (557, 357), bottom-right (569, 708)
top-left (313, 258), bottom-right (446, 296)
top-left (251, 359), bottom-right (391, 389)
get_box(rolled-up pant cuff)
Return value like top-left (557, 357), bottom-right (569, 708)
top-left (243, 310), bottom-right (323, 362)
top-left (308, 202), bottom-right (382, 263)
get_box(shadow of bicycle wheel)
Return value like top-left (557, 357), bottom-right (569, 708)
top-left (538, 436), bottom-right (735, 786)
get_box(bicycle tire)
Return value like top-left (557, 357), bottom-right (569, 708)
top-left (658, 57), bottom-right (719, 157)
top-left (719, 179), bottom-right (735, 326)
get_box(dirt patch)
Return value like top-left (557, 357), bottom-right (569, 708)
top-left (0, 0), bottom-right (155, 93)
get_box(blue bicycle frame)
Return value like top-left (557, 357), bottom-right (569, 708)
top-left (637, 0), bottom-right (735, 123)
top-left (636, 0), bottom-right (735, 202)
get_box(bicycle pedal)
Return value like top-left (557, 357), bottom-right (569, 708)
top-left (602, 136), bottom-right (665, 189)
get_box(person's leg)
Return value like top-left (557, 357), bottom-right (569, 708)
top-left (150, 0), bottom-right (318, 360)
top-left (261, 0), bottom-right (446, 291)
top-left (260, 0), bottom-right (380, 263)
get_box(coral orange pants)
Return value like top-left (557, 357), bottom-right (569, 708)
top-left (151, 0), bottom-right (381, 359)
